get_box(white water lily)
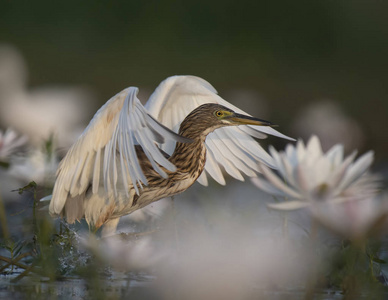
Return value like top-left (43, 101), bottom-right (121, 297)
top-left (311, 193), bottom-right (388, 241)
top-left (8, 148), bottom-right (58, 185)
top-left (79, 233), bottom-right (164, 270)
top-left (0, 128), bottom-right (28, 161)
top-left (252, 135), bottom-right (379, 210)
top-left (0, 44), bottom-right (94, 148)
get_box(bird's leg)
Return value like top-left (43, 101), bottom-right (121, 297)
top-left (101, 218), bottom-right (120, 238)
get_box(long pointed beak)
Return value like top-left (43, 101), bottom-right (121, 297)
top-left (229, 113), bottom-right (276, 127)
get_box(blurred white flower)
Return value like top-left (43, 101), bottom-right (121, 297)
top-left (291, 100), bottom-right (364, 152)
top-left (0, 44), bottom-right (95, 148)
top-left (311, 193), bottom-right (388, 241)
top-left (154, 223), bottom-right (315, 300)
top-left (63, 183), bottom-right (327, 298)
top-left (0, 128), bottom-right (28, 161)
top-left (252, 135), bottom-right (379, 210)
top-left (79, 232), bottom-right (164, 271)
top-left (8, 148), bottom-right (59, 186)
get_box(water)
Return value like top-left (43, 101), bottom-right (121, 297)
top-left (2, 272), bottom-right (349, 300)
top-left (1, 273), bottom-right (156, 300)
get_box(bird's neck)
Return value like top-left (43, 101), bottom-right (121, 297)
top-left (169, 126), bottom-right (208, 179)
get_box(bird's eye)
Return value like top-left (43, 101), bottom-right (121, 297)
top-left (215, 111), bottom-right (223, 117)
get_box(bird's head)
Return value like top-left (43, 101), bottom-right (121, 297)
top-left (179, 103), bottom-right (275, 138)
top-left (211, 105), bottom-right (274, 127)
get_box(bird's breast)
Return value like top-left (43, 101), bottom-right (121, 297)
top-left (112, 138), bottom-right (208, 217)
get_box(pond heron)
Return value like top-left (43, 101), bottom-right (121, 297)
top-left (49, 75), bottom-right (292, 235)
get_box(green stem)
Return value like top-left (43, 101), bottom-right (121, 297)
top-left (0, 190), bottom-right (9, 239)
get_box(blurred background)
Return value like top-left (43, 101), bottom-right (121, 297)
top-left (0, 0), bottom-right (387, 166)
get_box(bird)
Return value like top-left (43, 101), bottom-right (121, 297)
top-left (48, 75), bottom-right (293, 236)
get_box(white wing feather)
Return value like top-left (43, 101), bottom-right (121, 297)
top-left (145, 75), bottom-right (294, 185)
top-left (50, 75), bottom-right (293, 216)
top-left (50, 87), bottom-right (189, 215)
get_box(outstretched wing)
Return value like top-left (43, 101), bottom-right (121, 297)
top-left (49, 87), bottom-right (190, 216)
top-left (145, 75), bottom-right (294, 186)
